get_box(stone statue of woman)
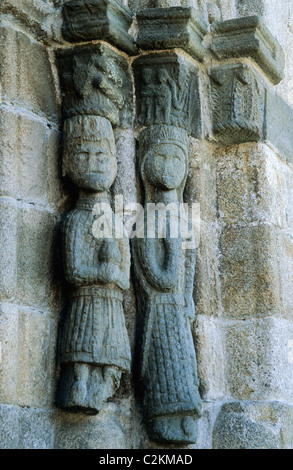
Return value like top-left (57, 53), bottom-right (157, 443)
top-left (57, 115), bottom-right (131, 414)
top-left (132, 125), bottom-right (202, 443)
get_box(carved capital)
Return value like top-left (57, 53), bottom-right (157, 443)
top-left (211, 16), bottom-right (285, 85)
top-left (209, 64), bottom-right (266, 145)
top-left (57, 43), bottom-right (133, 127)
top-left (136, 7), bottom-right (207, 62)
top-left (62, 0), bottom-right (137, 55)
top-left (133, 52), bottom-right (201, 137)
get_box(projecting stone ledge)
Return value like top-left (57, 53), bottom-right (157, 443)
top-left (211, 16), bottom-right (285, 85)
top-left (62, 0), bottom-right (137, 55)
top-left (136, 7), bottom-right (208, 62)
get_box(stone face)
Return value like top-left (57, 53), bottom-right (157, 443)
top-left (213, 402), bottom-right (293, 449)
top-left (136, 7), bottom-right (207, 62)
top-left (62, 0), bottom-right (137, 55)
top-left (133, 52), bottom-right (201, 137)
top-left (57, 43), bottom-right (133, 127)
top-left (211, 15), bottom-right (285, 85)
top-left (209, 64), bottom-right (266, 145)
top-left (0, 25), bottom-right (59, 121)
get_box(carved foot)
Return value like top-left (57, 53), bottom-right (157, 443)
top-left (57, 364), bottom-right (122, 415)
top-left (148, 415), bottom-right (198, 444)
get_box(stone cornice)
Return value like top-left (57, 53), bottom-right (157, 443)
top-left (136, 6), bottom-right (208, 62)
top-left (211, 16), bottom-right (285, 85)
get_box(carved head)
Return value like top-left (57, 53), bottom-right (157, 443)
top-left (62, 115), bottom-right (117, 192)
top-left (139, 125), bottom-right (189, 195)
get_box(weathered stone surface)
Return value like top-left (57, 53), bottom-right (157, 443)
top-left (225, 318), bottom-right (293, 402)
top-left (209, 64), bottom-right (266, 145)
top-left (136, 7), bottom-right (207, 62)
top-left (17, 205), bottom-right (60, 311)
top-left (0, 25), bottom-right (59, 120)
top-left (211, 15), bottom-right (285, 85)
top-left (17, 310), bottom-right (56, 407)
top-left (220, 225), bottom-right (282, 319)
top-left (0, 405), bottom-right (19, 449)
top-left (57, 43), bottom-right (133, 127)
top-left (0, 304), bottom-right (18, 405)
top-left (55, 403), bottom-right (128, 449)
top-left (194, 316), bottom-right (225, 400)
top-left (0, 199), bottom-right (18, 301)
top-left (133, 52), bottom-right (201, 137)
top-left (19, 409), bottom-right (54, 449)
top-left (0, 108), bottom-right (64, 210)
top-left (0, 0), bottom-right (58, 42)
top-left (265, 90), bottom-right (293, 166)
top-left (216, 143), bottom-right (287, 229)
top-left (62, 0), bottom-right (137, 55)
top-left (213, 402), bottom-right (293, 449)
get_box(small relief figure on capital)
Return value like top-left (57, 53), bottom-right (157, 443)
top-left (132, 125), bottom-right (202, 444)
top-left (56, 115), bottom-right (131, 414)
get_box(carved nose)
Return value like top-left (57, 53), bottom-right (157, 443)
top-left (88, 154), bottom-right (97, 171)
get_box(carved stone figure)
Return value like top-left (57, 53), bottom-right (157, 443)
top-left (56, 115), bottom-right (131, 414)
top-left (132, 125), bottom-right (202, 444)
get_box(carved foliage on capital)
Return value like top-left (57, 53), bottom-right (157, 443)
top-left (57, 44), bottom-right (133, 127)
top-left (209, 64), bottom-right (266, 145)
top-left (133, 53), bottom-right (201, 138)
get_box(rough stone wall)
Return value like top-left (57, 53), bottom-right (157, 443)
top-left (1, 0), bottom-right (293, 449)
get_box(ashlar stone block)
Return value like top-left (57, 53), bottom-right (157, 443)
top-left (0, 108), bottom-right (64, 210)
top-left (213, 402), bottom-right (293, 449)
top-left (0, 303), bottom-right (18, 405)
top-left (0, 25), bottom-right (58, 120)
top-left (225, 317), bottom-right (293, 402)
top-left (17, 310), bottom-right (55, 407)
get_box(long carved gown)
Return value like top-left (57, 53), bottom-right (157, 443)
top-left (132, 213), bottom-right (202, 429)
top-left (60, 197), bottom-right (131, 374)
